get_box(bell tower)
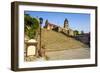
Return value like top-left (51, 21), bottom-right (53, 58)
top-left (64, 18), bottom-right (69, 29)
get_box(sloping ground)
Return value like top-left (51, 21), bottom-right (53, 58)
top-left (41, 29), bottom-right (89, 51)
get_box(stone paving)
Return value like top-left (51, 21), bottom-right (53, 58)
top-left (25, 48), bottom-right (90, 61)
top-left (46, 48), bottom-right (90, 60)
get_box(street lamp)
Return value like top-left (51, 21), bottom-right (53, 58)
top-left (38, 17), bottom-right (43, 57)
top-left (39, 17), bottom-right (43, 24)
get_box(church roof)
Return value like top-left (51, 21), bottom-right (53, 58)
top-left (47, 22), bottom-right (58, 27)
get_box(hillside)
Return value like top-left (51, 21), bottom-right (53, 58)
top-left (40, 28), bottom-right (89, 51)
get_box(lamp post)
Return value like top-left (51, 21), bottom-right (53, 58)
top-left (39, 17), bottom-right (43, 57)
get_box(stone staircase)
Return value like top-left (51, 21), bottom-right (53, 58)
top-left (40, 28), bottom-right (88, 51)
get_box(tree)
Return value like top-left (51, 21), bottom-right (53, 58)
top-left (74, 30), bottom-right (79, 36)
top-left (24, 14), bottom-right (40, 39)
top-left (45, 19), bottom-right (48, 24)
top-left (24, 14), bottom-right (33, 26)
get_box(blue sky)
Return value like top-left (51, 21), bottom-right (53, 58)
top-left (25, 11), bottom-right (90, 33)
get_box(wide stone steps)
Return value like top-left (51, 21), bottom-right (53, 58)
top-left (40, 29), bottom-right (88, 51)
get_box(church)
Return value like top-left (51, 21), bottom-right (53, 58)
top-left (44, 18), bottom-right (74, 36)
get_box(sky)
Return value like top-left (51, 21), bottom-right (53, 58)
top-left (25, 11), bottom-right (90, 33)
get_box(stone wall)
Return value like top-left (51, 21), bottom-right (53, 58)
top-left (74, 34), bottom-right (90, 45)
top-left (44, 22), bottom-right (75, 36)
top-left (56, 27), bottom-right (74, 36)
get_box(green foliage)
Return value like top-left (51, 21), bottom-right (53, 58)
top-left (74, 30), bottom-right (79, 36)
top-left (45, 19), bottom-right (48, 25)
top-left (28, 29), bottom-right (36, 39)
top-left (24, 14), bottom-right (33, 26)
top-left (24, 14), bottom-right (40, 39)
top-left (31, 18), bottom-right (40, 29)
